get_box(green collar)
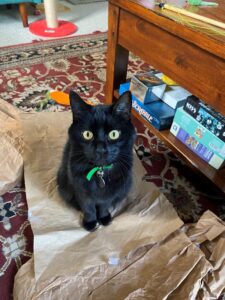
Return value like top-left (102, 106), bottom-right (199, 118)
top-left (86, 164), bottom-right (113, 181)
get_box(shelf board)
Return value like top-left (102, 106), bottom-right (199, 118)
top-left (114, 90), bottom-right (225, 193)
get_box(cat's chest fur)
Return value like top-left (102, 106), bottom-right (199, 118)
top-left (69, 161), bottom-right (132, 203)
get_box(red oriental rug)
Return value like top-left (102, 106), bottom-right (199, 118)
top-left (0, 32), bottom-right (224, 299)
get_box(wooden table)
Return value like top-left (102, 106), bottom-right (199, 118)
top-left (105, 0), bottom-right (225, 192)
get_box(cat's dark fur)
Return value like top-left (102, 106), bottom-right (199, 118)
top-left (57, 91), bottom-right (135, 231)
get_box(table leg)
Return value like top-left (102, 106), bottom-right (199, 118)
top-left (105, 3), bottom-right (129, 104)
top-left (19, 3), bottom-right (28, 27)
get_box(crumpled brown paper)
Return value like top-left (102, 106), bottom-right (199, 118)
top-left (0, 99), bottom-right (24, 195)
top-left (0, 102), bottom-right (223, 299)
top-left (13, 211), bottom-right (225, 300)
top-left (18, 111), bottom-right (183, 283)
top-left (185, 210), bottom-right (225, 298)
top-left (14, 211), bottom-right (225, 300)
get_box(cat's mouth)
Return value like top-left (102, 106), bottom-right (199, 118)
top-left (94, 156), bottom-right (115, 167)
top-left (92, 154), bottom-right (109, 166)
top-left (95, 160), bottom-right (110, 167)
top-left (90, 152), bottom-right (117, 167)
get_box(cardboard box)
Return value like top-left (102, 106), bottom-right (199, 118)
top-left (120, 82), bottom-right (175, 130)
top-left (184, 95), bottom-right (225, 142)
top-left (130, 72), bottom-right (166, 104)
top-left (155, 73), bottom-right (192, 109)
top-left (170, 107), bottom-right (225, 169)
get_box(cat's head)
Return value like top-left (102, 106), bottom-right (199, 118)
top-left (68, 91), bottom-right (135, 167)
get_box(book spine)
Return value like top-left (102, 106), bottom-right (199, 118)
top-left (183, 96), bottom-right (225, 142)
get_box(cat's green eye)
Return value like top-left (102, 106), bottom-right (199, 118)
top-left (108, 130), bottom-right (120, 140)
top-left (82, 130), bottom-right (93, 140)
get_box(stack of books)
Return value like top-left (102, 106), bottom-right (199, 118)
top-left (170, 95), bottom-right (225, 169)
top-left (119, 71), bottom-right (191, 131)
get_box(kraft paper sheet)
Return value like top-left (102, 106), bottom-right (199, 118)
top-left (0, 101), bottom-right (224, 299)
top-left (13, 211), bottom-right (225, 300)
top-left (18, 111), bottom-right (183, 283)
top-left (0, 99), bottom-right (24, 195)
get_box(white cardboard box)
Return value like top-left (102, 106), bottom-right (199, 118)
top-left (156, 73), bottom-right (192, 109)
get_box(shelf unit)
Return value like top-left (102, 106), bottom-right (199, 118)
top-left (114, 90), bottom-right (225, 193)
top-left (106, 0), bottom-right (225, 194)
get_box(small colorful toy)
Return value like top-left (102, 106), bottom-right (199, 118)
top-left (187, 0), bottom-right (218, 6)
top-left (47, 90), bottom-right (95, 106)
top-left (48, 90), bottom-right (70, 106)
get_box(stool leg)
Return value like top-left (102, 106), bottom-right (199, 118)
top-left (18, 3), bottom-right (28, 27)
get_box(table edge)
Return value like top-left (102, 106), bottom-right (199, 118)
top-left (109, 0), bottom-right (225, 60)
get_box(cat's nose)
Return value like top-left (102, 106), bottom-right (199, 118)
top-left (96, 143), bottom-right (107, 156)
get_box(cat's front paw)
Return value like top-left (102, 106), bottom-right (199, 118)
top-left (98, 213), bottom-right (112, 226)
top-left (83, 219), bottom-right (99, 232)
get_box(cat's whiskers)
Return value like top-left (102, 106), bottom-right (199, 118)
top-left (71, 150), bottom-right (93, 164)
top-left (119, 151), bottom-right (133, 159)
top-left (71, 155), bottom-right (93, 179)
top-left (117, 155), bottom-right (132, 170)
top-left (72, 155), bottom-right (86, 166)
top-left (81, 159), bottom-right (93, 179)
top-left (119, 153), bottom-right (139, 190)
top-left (117, 158), bottom-right (129, 195)
top-left (118, 158), bottom-right (130, 172)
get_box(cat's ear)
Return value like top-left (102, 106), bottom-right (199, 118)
top-left (69, 90), bottom-right (91, 120)
top-left (112, 91), bottom-right (132, 120)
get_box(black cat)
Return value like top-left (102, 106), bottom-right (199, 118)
top-left (57, 91), bottom-right (135, 231)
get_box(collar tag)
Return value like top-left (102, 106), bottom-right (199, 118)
top-left (86, 164), bottom-right (113, 181)
top-left (96, 169), bottom-right (106, 188)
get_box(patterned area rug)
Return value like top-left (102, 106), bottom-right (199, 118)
top-left (0, 32), bottom-right (225, 299)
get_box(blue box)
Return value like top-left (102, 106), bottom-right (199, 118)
top-left (119, 82), bottom-right (175, 130)
top-left (170, 107), bottom-right (225, 169)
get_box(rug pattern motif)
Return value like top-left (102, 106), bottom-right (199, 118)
top-left (0, 33), bottom-right (224, 299)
